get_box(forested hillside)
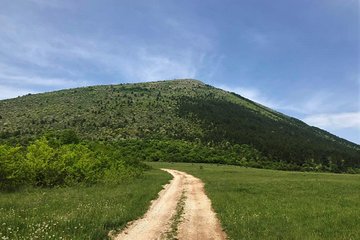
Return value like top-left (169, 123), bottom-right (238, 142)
top-left (0, 79), bottom-right (359, 173)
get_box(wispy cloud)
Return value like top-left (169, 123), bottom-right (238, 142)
top-left (298, 91), bottom-right (350, 114)
top-left (216, 84), bottom-right (280, 109)
top-left (303, 112), bottom-right (360, 130)
top-left (216, 83), bottom-right (360, 143)
top-left (121, 48), bottom-right (198, 81)
top-left (0, 73), bottom-right (87, 88)
top-left (0, 8), bottom-right (221, 92)
top-left (0, 84), bottom-right (36, 100)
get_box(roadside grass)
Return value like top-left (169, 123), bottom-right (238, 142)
top-left (149, 162), bottom-right (360, 240)
top-left (0, 169), bottom-right (171, 240)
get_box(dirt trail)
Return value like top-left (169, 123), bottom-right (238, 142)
top-left (114, 169), bottom-right (227, 240)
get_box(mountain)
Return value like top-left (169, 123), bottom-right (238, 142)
top-left (0, 79), bottom-right (359, 172)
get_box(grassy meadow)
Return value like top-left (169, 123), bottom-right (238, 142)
top-left (0, 169), bottom-right (171, 240)
top-left (1, 162), bottom-right (359, 239)
top-left (150, 162), bottom-right (360, 240)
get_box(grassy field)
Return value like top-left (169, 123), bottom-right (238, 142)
top-left (2, 162), bottom-right (359, 239)
top-left (0, 169), bottom-right (171, 240)
top-left (150, 162), bottom-right (360, 240)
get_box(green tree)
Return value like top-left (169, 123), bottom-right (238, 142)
top-left (26, 137), bottom-right (57, 186)
top-left (0, 145), bottom-right (26, 190)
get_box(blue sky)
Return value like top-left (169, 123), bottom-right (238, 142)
top-left (0, 0), bottom-right (359, 143)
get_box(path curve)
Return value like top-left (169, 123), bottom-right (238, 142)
top-left (114, 168), bottom-right (227, 240)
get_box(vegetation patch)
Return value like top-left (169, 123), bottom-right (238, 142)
top-left (164, 190), bottom-right (186, 240)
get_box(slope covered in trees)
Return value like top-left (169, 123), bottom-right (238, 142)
top-left (0, 79), bottom-right (359, 173)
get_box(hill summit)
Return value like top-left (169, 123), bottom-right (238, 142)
top-left (0, 79), bottom-right (359, 172)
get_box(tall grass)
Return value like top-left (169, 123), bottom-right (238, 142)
top-left (150, 162), bottom-right (360, 240)
top-left (0, 169), bottom-right (171, 239)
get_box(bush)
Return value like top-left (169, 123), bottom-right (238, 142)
top-left (0, 145), bottom-right (26, 190)
top-left (25, 137), bottom-right (58, 186)
top-left (0, 137), bottom-right (147, 190)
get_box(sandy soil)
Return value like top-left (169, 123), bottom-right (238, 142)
top-left (114, 169), bottom-right (227, 240)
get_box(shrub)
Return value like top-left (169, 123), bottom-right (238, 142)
top-left (0, 137), bottom-right (148, 190)
top-left (0, 145), bottom-right (26, 190)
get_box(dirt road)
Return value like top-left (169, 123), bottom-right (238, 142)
top-left (114, 169), bottom-right (227, 240)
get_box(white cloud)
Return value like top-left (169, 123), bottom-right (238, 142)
top-left (119, 48), bottom-right (199, 82)
top-left (0, 10), bottom-right (219, 93)
top-left (231, 87), bottom-right (260, 100)
top-left (216, 84), bottom-right (279, 109)
top-left (0, 85), bottom-right (37, 100)
top-left (298, 91), bottom-right (349, 114)
top-left (0, 73), bottom-right (87, 88)
top-left (215, 84), bottom-right (360, 141)
top-left (257, 89), bottom-right (357, 116)
top-left (303, 112), bottom-right (360, 130)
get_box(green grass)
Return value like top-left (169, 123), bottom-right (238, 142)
top-left (0, 169), bottom-right (171, 240)
top-left (150, 162), bottom-right (360, 240)
top-left (2, 162), bottom-right (359, 239)
top-left (165, 190), bottom-right (186, 240)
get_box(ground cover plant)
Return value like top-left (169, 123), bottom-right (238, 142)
top-left (150, 162), bottom-right (360, 240)
top-left (0, 169), bottom-right (171, 239)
